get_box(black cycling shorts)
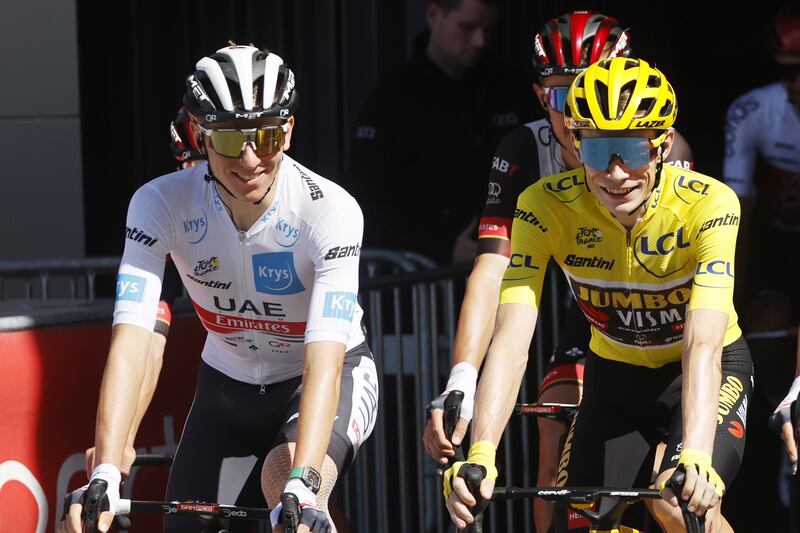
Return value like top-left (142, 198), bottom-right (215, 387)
top-left (539, 300), bottom-right (590, 397)
top-left (164, 342), bottom-right (378, 532)
top-left (555, 337), bottom-right (753, 531)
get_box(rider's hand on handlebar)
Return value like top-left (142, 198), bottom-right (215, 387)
top-left (60, 465), bottom-right (121, 533)
top-left (443, 441), bottom-right (498, 529)
top-left (660, 450), bottom-right (724, 516)
top-left (269, 480), bottom-right (331, 533)
top-left (424, 391), bottom-right (469, 464)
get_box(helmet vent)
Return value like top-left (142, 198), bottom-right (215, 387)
top-left (636, 97), bottom-right (655, 119)
top-left (658, 100), bottom-right (674, 118)
top-left (647, 75), bottom-right (661, 88)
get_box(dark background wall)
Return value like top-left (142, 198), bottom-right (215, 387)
top-left (79, 0), bottom-right (786, 256)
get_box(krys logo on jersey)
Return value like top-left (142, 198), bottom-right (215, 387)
top-left (274, 216), bottom-right (301, 248)
top-left (116, 273), bottom-right (147, 303)
top-left (252, 252), bottom-right (305, 295)
top-left (183, 210), bottom-right (208, 244)
top-left (568, 276), bottom-right (693, 347)
top-left (323, 291), bottom-right (357, 321)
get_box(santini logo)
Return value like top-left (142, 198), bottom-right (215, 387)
top-left (125, 226), bottom-right (158, 247)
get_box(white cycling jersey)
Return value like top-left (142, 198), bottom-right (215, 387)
top-left (723, 82), bottom-right (800, 229)
top-left (113, 155), bottom-right (365, 385)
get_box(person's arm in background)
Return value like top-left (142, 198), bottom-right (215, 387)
top-left (772, 330), bottom-right (800, 466)
top-left (443, 184), bottom-right (552, 529)
top-left (423, 126), bottom-right (541, 462)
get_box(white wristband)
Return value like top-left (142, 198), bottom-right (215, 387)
top-left (89, 463), bottom-right (121, 514)
top-left (445, 362), bottom-right (478, 422)
top-left (778, 375), bottom-right (800, 411)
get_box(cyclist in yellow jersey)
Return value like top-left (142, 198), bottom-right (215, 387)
top-left (443, 58), bottom-right (753, 532)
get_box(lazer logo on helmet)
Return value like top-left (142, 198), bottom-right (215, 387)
top-left (252, 252), bottom-right (305, 295)
top-left (125, 227), bottom-right (159, 247)
top-left (634, 120), bottom-right (666, 128)
top-left (323, 291), bottom-right (357, 321)
top-left (116, 273), bottom-right (147, 302)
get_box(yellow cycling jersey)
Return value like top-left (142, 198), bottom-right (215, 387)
top-left (500, 164), bottom-right (742, 368)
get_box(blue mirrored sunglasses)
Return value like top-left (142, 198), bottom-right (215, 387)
top-left (543, 86), bottom-right (569, 113)
top-left (577, 136), bottom-right (662, 170)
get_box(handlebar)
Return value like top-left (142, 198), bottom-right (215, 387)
top-left (114, 499), bottom-right (271, 521)
top-left (514, 402), bottom-right (579, 422)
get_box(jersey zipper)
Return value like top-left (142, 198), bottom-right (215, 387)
top-left (239, 230), bottom-right (267, 394)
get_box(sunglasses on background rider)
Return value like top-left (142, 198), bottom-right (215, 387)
top-left (542, 86), bottom-right (570, 113)
top-left (574, 132), bottom-right (667, 170)
top-left (198, 123), bottom-right (289, 158)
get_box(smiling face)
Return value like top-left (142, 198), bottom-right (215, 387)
top-left (577, 128), bottom-right (674, 228)
top-left (203, 116), bottom-right (294, 205)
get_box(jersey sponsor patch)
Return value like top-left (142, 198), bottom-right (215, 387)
top-left (324, 244), bottom-right (361, 260)
top-left (323, 291), bottom-right (357, 321)
top-left (274, 216), bottom-right (301, 248)
top-left (693, 260), bottom-right (735, 289)
top-left (569, 277), bottom-right (692, 348)
top-left (116, 273), bottom-right (147, 302)
top-left (192, 300), bottom-right (306, 337)
top-left (125, 226), bottom-right (159, 247)
top-left (183, 210), bottom-right (208, 244)
top-left (252, 252), bottom-right (305, 295)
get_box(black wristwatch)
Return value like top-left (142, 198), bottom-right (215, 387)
top-left (288, 466), bottom-right (321, 494)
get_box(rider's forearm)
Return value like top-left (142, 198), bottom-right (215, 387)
top-left (471, 303), bottom-right (538, 445)
top-left (451, 253), bottom-right (509, 370)
top-left (95, 324), bottom-right (154, 467)
top-left (292, 341), bottom-right (345, 471)
top-left (681, 309), bottom-right (728, 454)
top-left (126, 332), bottom-right (166, 447)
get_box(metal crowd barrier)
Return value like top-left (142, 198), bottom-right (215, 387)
top-left (0, 251), bottom-right (566, 533)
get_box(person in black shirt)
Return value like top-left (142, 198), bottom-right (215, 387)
top-left (349, 0), bottom-right (539, 265)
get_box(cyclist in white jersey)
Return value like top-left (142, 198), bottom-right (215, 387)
top-left (423, 12), bottom-right (692, 532)
top-left (724, 5), bottom-right (800, 529)
top-left (62, 44), bottom-right (378, 533)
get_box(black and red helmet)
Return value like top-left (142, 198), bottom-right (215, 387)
top-left (183, 44), bottom-right (299, 126)
top-left (772, 4), bottom-right (800, 56)
top-left (169, 106), bottom-right (205, 166)
top-left (532, 11), bottom-right (631, 76)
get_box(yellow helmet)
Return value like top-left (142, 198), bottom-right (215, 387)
top-left (564, 57), bottom-right (677, 131)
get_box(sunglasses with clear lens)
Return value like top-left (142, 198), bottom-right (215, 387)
top-left (543, 86), bottom-right (570, 113)
top-left (198, 124), bottom-right (287, 158)
top-left (577, 133), bottom-right (666, 170)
